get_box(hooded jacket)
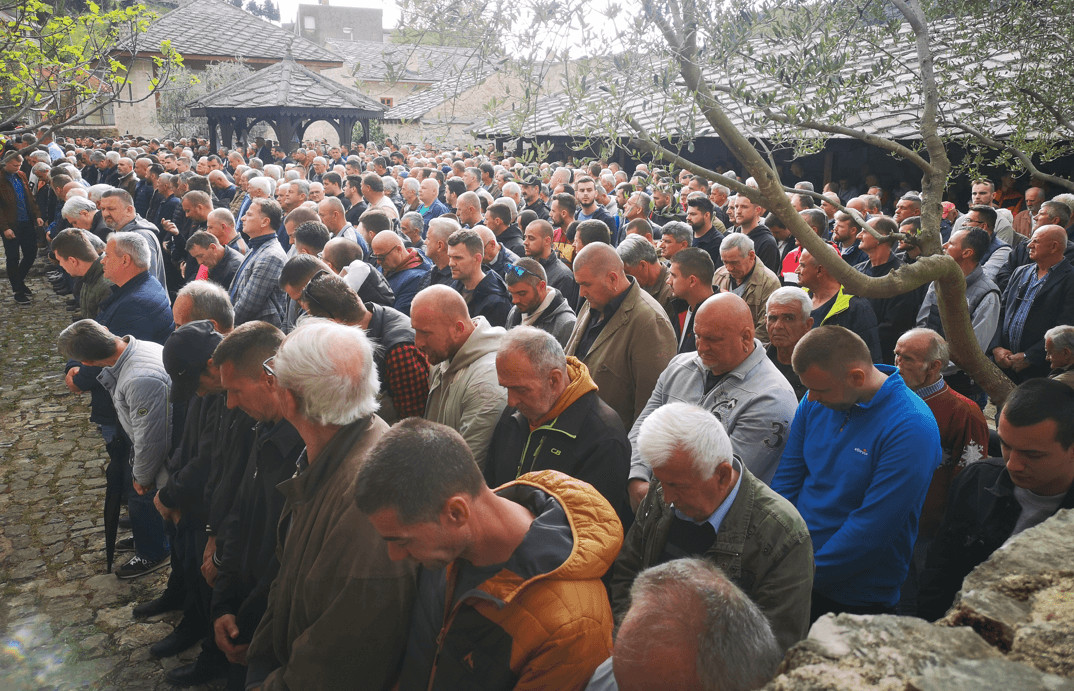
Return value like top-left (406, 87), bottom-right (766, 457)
top-left (610, 463), bottom-right (814, 652)
top-left (425, 317), bottom-right (507, 469)
top-left (484, 358), bottom-right (632, 525)
top-left (245, 416), bottom-right (416, 691)
top-left (505, 289), bottom-right (577, 347)
top-left (78, 258), bottom-right (113, 319)
top-left (399, 470), bottom-right (622, 691)
top-left (565, 278), bottom-right (677, 430)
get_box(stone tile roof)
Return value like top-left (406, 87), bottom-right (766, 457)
top-left (384, 71), bottom-right (490, 122)
top-left (326, 39), bottom-right (484, 82)
top-left (186, 57), bottom-right (384, 113)
top-left (120, 0), bottom-right (342, 64)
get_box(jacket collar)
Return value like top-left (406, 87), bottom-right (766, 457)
top-left (279, 417), bottom-right (372, 505)
top-left (685, 339), bottom-right (767, 383)
top-left (582, 277), bottom-right (640, 355)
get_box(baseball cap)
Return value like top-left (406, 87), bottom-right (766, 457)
top-left (520, 175), bottom-right (542, 187)
top-left (163, 320), bottom-right (223, 405)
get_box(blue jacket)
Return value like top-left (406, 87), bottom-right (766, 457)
top-left (771, 366), bottom-right (940, 607)
top-left (383, 249), bottom-right (432, 316)
top-left (70, 272), bottom-right (175, 424)
top-left (420, 199), bottom-right (450, 235)
top-left (453, 271), bottom-right (512, 328)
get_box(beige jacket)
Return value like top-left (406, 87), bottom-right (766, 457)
top-left (713, 261), bottom-right (781, 344)
top-left (425, 316), bottom-right (507, 469)
top-left (565, 279), bottom-right (677, 429)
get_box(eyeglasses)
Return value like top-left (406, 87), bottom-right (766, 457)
top-left (505, 263), bottom-right (541, 281)
top-left (262, 356), bottom-right (275, 377)
top-left (301, 269), bottom-right (335, 319)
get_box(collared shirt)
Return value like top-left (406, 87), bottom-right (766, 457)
top-left (913, 376), bottom-right (946, 400)
top-left (1008, 262), bottom-right (1057, 352)
top-left (673, 456), bottom-right (744, 534)
top-left (575, 279), bottom-right (632, 359)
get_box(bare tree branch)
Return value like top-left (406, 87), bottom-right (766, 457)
top-left (951, 120), bottom-right (1074, 193)
top-left (1017, 85), bottom-right (1074, 136)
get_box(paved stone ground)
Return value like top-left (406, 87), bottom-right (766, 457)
top-left (0, 262), bottom-right (223, 690)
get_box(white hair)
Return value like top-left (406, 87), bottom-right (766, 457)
top-left (402, 177), bottom-right (419, 193)
top-left (263, 164), bottom-right (282, 180)
top-left (638, 402), bottom-right (733, 480)
top-left (502, 181), bottom-right (520, 199)
top-left (248, 177), bottom-right (273, 197)
top-left (493, 197), bottom-right (517, 221)
top-left (1045, 325), bottom-right (1074, 354)
top-left (108, 231), bottom-right (150, 269)
top-left (105, 151), bottom-right (120, 164)
top-left (273, 318), bottom-right (380, 426)
top-left (61, 195), bottom-right (98, 221)
top-left (720, 232), bottom-right (754, 256)
top-left (766, 287), bottom-right (812, 321)
top-left (87, 184), bottom-right (113, 203)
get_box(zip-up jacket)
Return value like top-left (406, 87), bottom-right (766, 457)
top-left (399, 470), bottom-right (622, 691)
top-left (484, 359), bottom-right (632, 526)
top-left (610, 463), bottom-right (813, 652)
top-left (454, 270), bottom-right (512, 328)
top-left (505, 290), bottom-right (577, 348)
top-left (628, 342), bottom-right (798, 485)
top-left (811, 286), bottom-right (882, 363)
top-left (771, 366), bottom-right (941, 607)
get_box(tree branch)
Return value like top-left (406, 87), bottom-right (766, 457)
top-left (1017, 86), bottom-right (1074, 136)
top-left (950, 119), bottom-right (1074, 194)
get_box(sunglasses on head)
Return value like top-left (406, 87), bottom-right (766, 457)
top-left (301, 269), bottom-right (335, 320)
top-left (505, 263), bottom-right (541, 281)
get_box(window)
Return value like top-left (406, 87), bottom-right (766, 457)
top-left (303, 15), bottom-right (316, 30)
top-left (380, 97), bottom-right (394, 107)
top-left (82, 100), bottom-right (115, 127)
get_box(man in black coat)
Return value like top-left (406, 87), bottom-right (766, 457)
top-left (992, 225), bottom-right (1074, 383)
top-left (484, 327), bottom-right (633, 527)
top-left (918, 379), bottom-right (1074, 622)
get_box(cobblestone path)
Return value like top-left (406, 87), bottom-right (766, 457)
top-left (0, 263), bottom-right (222, 690)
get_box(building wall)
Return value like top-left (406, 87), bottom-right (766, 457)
top-left (295, 5), bottom-right (382, 46)
top-left (112, 59), bottom-right (165, 138)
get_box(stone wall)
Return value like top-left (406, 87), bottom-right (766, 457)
top-left (761, 509), bottom-right (1074, 691)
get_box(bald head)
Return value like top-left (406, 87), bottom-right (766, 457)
top-left (1032, 224), bottom-right (1068, 266)
top-left (412, 284), bottom-right (471, 323)
top-left (322, 237), bottom-right (364, 273)
top-left (573, 241), bottom-right (624, 276)
top-left (410, 285), bottom-right (476, 365)
top-left (697, 292), bottom-right (754, 335)
top-left (371, 229), bottom-right (404, 253)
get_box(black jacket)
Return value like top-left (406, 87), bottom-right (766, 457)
top-left (538, 252), bottom-right (580, 310)
top-left (995, 239), bottom-right (1074, 293)
top-left (417, 263), bottom-right (453, 291)
top-left (812, 288), bottom-right (882, 363)
top-left (918, 458), bottom-right (1074, 622)
top-left (484, 388), bottom-right (633, 527)
top-left (523, 199), bottom-right (550, 221)
top-left (455, 271), bottom-right (512, 328)
top-left (497, 223), bottom-right (526, 257)
top-left (854, 253), bottom-right (927, 365)
top-left (211, 419), bottom-right (304, 643)
top-left (996, 259), bottom-right (1074, 381)
top-left (746, 224), bottom-right (781, 277)
top-left (693, 226), bottom-right (725, 269)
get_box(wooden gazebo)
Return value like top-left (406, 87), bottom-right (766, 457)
top-left (186, 53), bottom-right (385, 151)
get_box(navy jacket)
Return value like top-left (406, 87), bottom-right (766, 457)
top-left (454, 271), bottom-right (512, 328)
top-left (996, 259), bottom-right (1074, 382)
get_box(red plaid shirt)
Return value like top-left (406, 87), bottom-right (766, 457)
top-left (384, 344), bottom-right (430, 418)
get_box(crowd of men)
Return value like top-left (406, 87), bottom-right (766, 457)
top-left (2, 128), bottom-right (1074, 691)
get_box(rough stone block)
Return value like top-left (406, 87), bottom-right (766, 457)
top-left (907, 658), bottom-right (1074, 690)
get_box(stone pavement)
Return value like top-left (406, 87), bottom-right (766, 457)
top-left (0, 262), bottom-right (223, 690)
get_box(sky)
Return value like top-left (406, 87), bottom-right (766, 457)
top-left (275, 0), bottom-right (401, 29)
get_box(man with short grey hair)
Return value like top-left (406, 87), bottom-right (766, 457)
top-left (244, 319), bottom-right (415, 691)
top-left (611, 402), bottom-right (812, 652)
top-left (618, 235), bottom-right (676, 324)
top-left (714, 232), bottom-right (780, 344)
top-left (98, 188), bottom-right (167, 287)
top-left (172, 280), bottom-right (234, 332)
top-left (59, 320), bottom-right (172, 579)
top-left (485, 326), bottom-right (632, 522)
top-left (764, 287), bottom-right (813, 399)
top-left (588, 557), bottom-right (785, 691)
top-left (1047, 324), bottom-right (1074, 389)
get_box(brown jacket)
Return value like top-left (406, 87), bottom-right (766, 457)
top-left (642, 262), bottom-right (678, 326)
top-left (713, 261), bottom-right (781, 344)
top-left (565, 278), bottom-right (677, 429)
top-left (0, 169), bottom-right (40, 232)
top-left (245, 416), bottom-right (416, 691)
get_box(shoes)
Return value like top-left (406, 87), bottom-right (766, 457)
top-left (14, 292), bottom-right (30, 305)
top-left (164, 654), bottom-right (229, 687)
top-left (54, 286), bottom-right (72, 296)
top-left (149, 625), bottom-right (201, 659)
top-left (133, 593), bottom-right (184, 618)
top-left (21, 285), bottom-right (32, 295)
top-left (114, 554), bottom-right (170, 580)
top-left (115, 536), bottom-right (135, 552)
top-left (66, 298), bottom-right (77, 306)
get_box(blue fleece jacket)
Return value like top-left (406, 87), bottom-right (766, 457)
top-left (771, 365), bottom-right (940, 607)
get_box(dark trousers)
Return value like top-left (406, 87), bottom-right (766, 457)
top-left (124, 461), bottom-right (169, 562)
top-left (809, 590), bottom-right (898, 625)
top-left (4, 220), bottom-right (38, 294)
top-left (946, 370), bottom-right (987, 410)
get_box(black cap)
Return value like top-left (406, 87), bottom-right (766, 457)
top-left (520, 175), bottom-right (542, 187)
top-left (163, 320), bottom-right (223, 405)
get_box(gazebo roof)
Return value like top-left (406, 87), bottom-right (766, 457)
top-left (118, 0), bottom-right (341, 66)
top-left (186, 56), bottom-right (385, 118)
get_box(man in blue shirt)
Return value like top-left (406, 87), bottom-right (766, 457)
top-left (772, 325), bottom-right (941, 623)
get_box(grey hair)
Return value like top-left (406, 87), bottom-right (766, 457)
top-left (402, 177), bottom-right (419, 193)
top-left (176, 281), bottom-right (235, 332)
top-left (900, 327), bottom-right (950, 364)
top-left (427, 216), bottom-right (461, 243)
top-left (638, 402), bottom-right (733, 480)
top-left (32, 162), bottom-right (50, 176)
top-left (624, 558), bottom-right (783, 691)
top-left (662, 221), bottom-right (693, 245)
top-left (498, 326), bottom-right (567, 377)
top-left (87, 184), bottom-right (113, 203)
top-left (502, 181), bottom-right (521, 198)
top-left (1046, 325), bottom-right (1074, 354)
top-left (493, 197), bottom-right (518, 221)
top-left (381, 176), bottom-right (397, 194)
top-left (61, 195), bottom-right (98, 221)
top-left (617, 234), bottom-right (659, 267)
top-left (89, 150), bottom-right (106, 163)
top-left (107, 231), bottom-right (150, 269)
top-left (248, 178), bottom-right (273, 197)
top-left (263, 164), bottom-right (282, 180)
top-left (58, 319), bottom-right (118, 362)
top-left (105, 151), bottom-right (120, 164)
top-left (1051, 193), bottom-right (1074, 214)
top-left (400, 211), bottom-right (424, 233)
top-left (712, 184), bottom-right (730, 196)
top-left (720, 232), bottom-right (754, 257)
top-left (274, 318), bottom-right (380, 426)
top-left (766, 287), bottom-right (812, 321)
top-left (861, 194), bottom-right (882, 213)
top-left (290, 179), bottom-right (310, 197)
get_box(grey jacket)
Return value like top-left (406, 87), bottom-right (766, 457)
top-left (98, 336), bottom-right (171, 488)
top-left (628, 341), bottom-right (798, 485)
top-left (505, 288), bottom-right (577, 347)
top-left (609, 462), bottom-right (814, 653)
top-left (424, 317), bottom-right (507, 470)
